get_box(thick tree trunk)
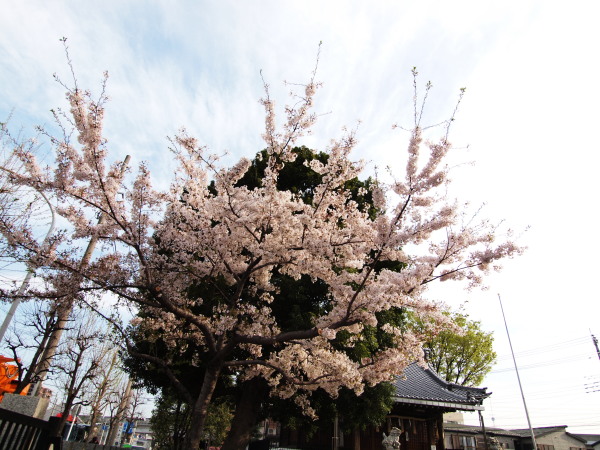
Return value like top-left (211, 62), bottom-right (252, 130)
top-left (57, 394), bottom-right (75, 436)
top-left (221, 377), bottom-right (268, 450)
top-left (86, 406), bottom-right (100, 442)
top-left (105, 379), bottom-right (132, 446)
top-left (353, 427), bottom-right (361, 450)
top-left (85, 351), bottom-right (117, 442)
top-left (185, 362), bottom-right (222, 449)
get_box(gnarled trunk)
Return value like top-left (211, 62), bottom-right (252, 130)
top-left (221, 377), bottom-right (268, 450)
top-left (184, 362), bottom-right (223, 449)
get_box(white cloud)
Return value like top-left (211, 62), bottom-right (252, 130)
top-left (2, 0), bottom-right (600, 431)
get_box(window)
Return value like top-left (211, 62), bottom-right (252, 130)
top-left (460, 435), bottom-right (477, 450)
top-left (537, 445), bottom-right (555, 450)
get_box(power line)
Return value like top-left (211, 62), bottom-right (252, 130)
top-left (494, 336), bottom-right (591, 362)
top-left (491, 353), bottom-right (593, 373)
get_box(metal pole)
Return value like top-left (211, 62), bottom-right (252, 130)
top-left (498, 294), bottom-right (537, 450)
top-left (99, 420), bottom-right (107, 445)
top-left (32, 155), bottom-right (130, 395)
top-left (0, 190), bottom-right (56, 342)
top-left (66, 404), bottom-right (81, 441)
top-left (591, 333), bottom-right (600, 362)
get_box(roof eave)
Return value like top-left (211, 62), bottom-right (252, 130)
top-left (393, 396), bottom-right (484, 411)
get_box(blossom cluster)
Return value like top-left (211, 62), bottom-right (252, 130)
top-left (0, 69), bottom-right (522, 422)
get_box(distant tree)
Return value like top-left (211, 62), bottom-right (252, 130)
top-left (101, 378), bottom-right (131, 446)
top-left (0, 123), bottom-right (45, 265)
top-left (425, 313), bottom-right (496, 387)
top-left (85, 349), bottom-right (124, 443)
top-left (0, 121), bottom-right (54, 344)
top-left (120, 387), bottom-right (146, 447)
top-left (53, 310), bottom-right (113, 433)
top-left (149, 391), bottom-right (232, 450)
top-left (3, 301), bottom-right (61, 394)
top-left (150, 393), bottom-right (193, 450)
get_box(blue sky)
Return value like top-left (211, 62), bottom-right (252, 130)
top-left (1, 0), bottom-right (599, 432)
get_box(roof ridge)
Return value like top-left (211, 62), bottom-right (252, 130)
top-left (393, 362), bottom-right (488, 408)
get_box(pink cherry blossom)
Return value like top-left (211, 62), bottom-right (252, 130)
top-left (0, 66), bottom-right (523, 446)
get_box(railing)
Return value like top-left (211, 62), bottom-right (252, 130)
top-left (247, 438), bottom-right (332, 450)
top-left (0, 408), bottom-right (60, 450)
top-left (0, 409), bottom-right (122, 450)
top-left (59, 442), bottom-right (124, 450)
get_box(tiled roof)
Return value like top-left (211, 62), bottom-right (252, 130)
top-left (510, 426), bottom-right (570, 438)
top-left (444, 423), bottom-right (522, 438)
top-left (392, 363), bottom-right (489, 409)
top-left (571, 434), bottom-right (600, 445)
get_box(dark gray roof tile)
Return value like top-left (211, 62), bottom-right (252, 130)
top-left (444, 423), bottom-right (522, 438)
top-left (393, 363), bottom-right (488, 406)
top-left (510, 426), bottom-right (569, 438)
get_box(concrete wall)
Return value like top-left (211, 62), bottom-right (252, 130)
top-left (0, 393), bottom-right (49, 418)
top-left (536, 431), bottom-right (587, 450)
top-left (494, 435), bottom-right (518, 449)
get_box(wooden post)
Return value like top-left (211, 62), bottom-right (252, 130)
top-left (437, 413), bottom-right (445, 450)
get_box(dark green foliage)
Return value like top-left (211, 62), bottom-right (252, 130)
top-left (269, 272), bottom-right (331, 331)
top-left (126, 146), bottom-right (402, 442)
top-left (236, 146), bottom-right (378, 219)
top-left (150, 393), bottom-right (192, 450)
top-left (269, 382), bottom-right (395, 437)
top-left (236, 147), bottom-right (328, 204)
top-left (123, 327), bottom-right (205, 398)
top-left (151, 392), bottom-right (233, 449)
top-left (336, 382), bottom-right (396, 432)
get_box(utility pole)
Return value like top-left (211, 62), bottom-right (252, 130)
top-left (0, 190), bottom-right (56, 342)
top-left (31, 155), bottom-right (130, 395)
top-left (591, 333), bottom-right (600, 362)
top-left (498, 294), bottom-right (537, 450)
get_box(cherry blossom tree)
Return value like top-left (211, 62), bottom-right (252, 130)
top-left (0, 54), bottom-right (522, 447)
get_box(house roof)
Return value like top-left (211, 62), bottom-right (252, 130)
top-left (443, 423), bottom-right (521, 438)
top-left (510, 426), bottom-right (587, 443)
top-left (510, 426), bottom-right (568, 438)
top-left (571, 434), bottom-right (600, 446)
top-left (392, 363), bottom-right (489, 411)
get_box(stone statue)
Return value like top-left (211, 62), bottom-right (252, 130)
top-left (382, 427), bottom-right (402, 449)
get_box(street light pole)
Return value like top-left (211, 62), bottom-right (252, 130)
top-left (498, 294), bottom-right (537, 450)
top-left (0, 189), bottom-right (56, 342)
top-left (32, 155), bottom-right (130, 395)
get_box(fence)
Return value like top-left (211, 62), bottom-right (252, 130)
top-left (0, 408), bottom-right (60, 450)
top-left (247, 438), bottom-right (333, 450)
top-left (0, 409), bottom-right (121, 450)
top-left (59, 442), bottom-right (122, 450)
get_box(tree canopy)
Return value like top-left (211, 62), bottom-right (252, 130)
top-left (125, 145), bottom-right (402, 447)
top-left (0, 60), bottom-right (521, 448)
top-left (425, 313), bottom-right (497, 387)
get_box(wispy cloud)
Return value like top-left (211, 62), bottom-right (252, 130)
top-left (2, 0), bottom-right (600, 431)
